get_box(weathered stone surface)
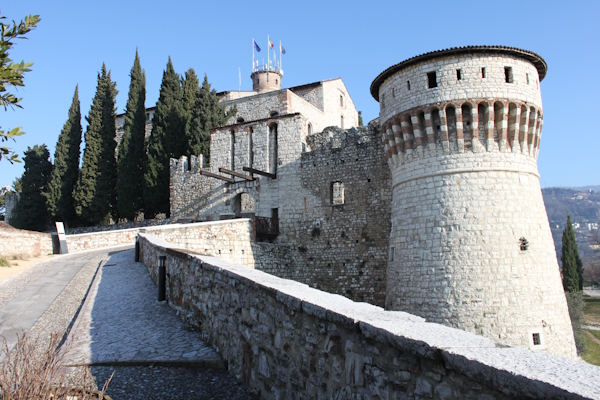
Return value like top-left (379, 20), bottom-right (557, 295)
top-left (138, 233), bottom-right (600, 400)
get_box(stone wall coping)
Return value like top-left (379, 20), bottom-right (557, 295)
top-left (65, 219), bottom-right (252, 238)
top-left (139, 232), bottom-right (600, 399)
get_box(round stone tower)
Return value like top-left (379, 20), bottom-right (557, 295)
top-left (251, 65), bottom-right (282, 92)
top-left (371, 46), bottom-right (576, 358)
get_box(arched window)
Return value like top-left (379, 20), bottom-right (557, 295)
top-left (236, 117), bottom-right (245, 123)
top-left (268, 123), bottom-right (278, 175)
top-left (308, 123), bottom-right (312, 136)
top-left (340, 115), bottom-right (344, 129)
top-left (340, 95), bottom-right (344, 107)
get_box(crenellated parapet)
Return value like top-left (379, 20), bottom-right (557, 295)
top-left (372, 46), bottom-right (576, 359)
top-left (380, 99), bottom-right (543, 167)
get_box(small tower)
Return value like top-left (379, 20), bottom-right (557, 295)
top-left (251, 65), bottom-right (282, 92)
top-left (371, 46), bottom-right (577, 359)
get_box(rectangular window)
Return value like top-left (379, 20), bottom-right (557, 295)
top-left (532, 333), bottom-right (541, 346)
top-left (407, 80), bottom-right (411, 90)
top-left (456, 69), bottom-right (462, 80)
top-left (427, 71), bottom-right (437, 88)
top-left (392, 87), bottom-right (395, 97)
top-left (381, 94), bottom-right (385, 109)
top-left (481, 67), bottom-right (486, 78)
top-left (331, 182), bottom-right (345, 205)
top-left (390, 247), bottom-right (395, 261)
top-left (504, 67), bottom-right (513, 83)
top-left (526, 73), bottom-right (530, 84)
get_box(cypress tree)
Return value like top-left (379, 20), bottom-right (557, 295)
top-left (143, 58), bottom-right (183, 218)
top-left (187, 75), bottom-right (236, 159)
top-left (44, 86), bottom-right (82, 226)
top-left (117, 51), bottom-right (146, 220)
top-left (74, 64), bottom-right (118, 225)
top-left (10, 144), bottom-right (52, 231)
top-left (178, 68), bottom-right (199, 158)
top-left (561, 215), bottom-right (581, 292)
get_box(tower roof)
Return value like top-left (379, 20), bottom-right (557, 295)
top-left (370, 45), bottom-right (547, 101)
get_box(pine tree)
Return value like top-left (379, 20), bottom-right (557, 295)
top-left (44, 86), bottom-right (82, 226)
top-left (10, 144), bottom-right (52, 231)
top-left (117, 51), bottom-right (146, 221)
top-left (561, 215), bottom-right (581, 292)
top-left (143, 58), bottom-right (183, 218)
top-left (187, 75), bottom-right (236, 159)
top-left (74, 64), bottom-right (118, 226)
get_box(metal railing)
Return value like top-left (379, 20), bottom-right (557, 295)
top-left (255, 216), bottom-right (279, 237)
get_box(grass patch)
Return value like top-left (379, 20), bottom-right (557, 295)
top-left (590, 330), bottom-right (600, 341)
top-left (582, 332), bottom-right (600, 366)
top-left (0, 257), bottom-right (10, 267)
top-left (584, 297), bottom-right (600, 325)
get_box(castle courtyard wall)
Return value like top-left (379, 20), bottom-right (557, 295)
top-left (138, 232), bottom-right (600, 400)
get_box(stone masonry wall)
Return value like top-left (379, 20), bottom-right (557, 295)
top-left (0, 224), bottom-right (54, 258)
top-left (138, 232), bottom-right (600, 400)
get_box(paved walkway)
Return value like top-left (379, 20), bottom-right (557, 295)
top-left (0, 248), bottom-right (113, 350)
top-left (61, 249), bottom-right (223, 367)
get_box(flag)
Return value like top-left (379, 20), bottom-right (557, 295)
top-left (254, 40), bottom-right (261, 52)
top-left (280, 42), bottom-right (286, 55)
top-left (268, 38), bottom-right (274, 49)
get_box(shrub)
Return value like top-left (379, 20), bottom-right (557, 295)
top-left (565, 291), bottom-right (588, 355)
top-left (0, 257), bottom-right (9, 267)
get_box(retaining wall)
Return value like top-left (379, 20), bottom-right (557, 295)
top-left (0, 224), bottom-right (54, 258)
top-left (138, 232), bottom-right (600, 400)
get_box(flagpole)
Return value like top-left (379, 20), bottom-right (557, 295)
top-left (267, 35), bottom-right (270, 82)
top-left (252, 38), bottom-right (254, 73)
top-left (239, 67), bottom-right (241, 93)
top-left (279, 40), bottom-right (282, 71)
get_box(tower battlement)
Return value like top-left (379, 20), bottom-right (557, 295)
top-left (372, 46), bottom-right (576, 359)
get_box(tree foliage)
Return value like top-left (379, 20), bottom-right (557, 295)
top-left (187, 74), bottom-right (236, 160)
top-left (9, 144), bottom-right (52, 231)
top-left (73, 65), bottom-right (118, 226)
top-left (562, 215), bottom-right (583, 292)
top-left (0, 13), bottom-right (41, 163)
top-left (44, 86), bottom-right (82, 226)
top-left (117, 51), bottom-right (146, 220)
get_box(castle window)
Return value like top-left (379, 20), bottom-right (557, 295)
top-left (532, 333), bottom-right (541, 346)
top-left (381, 94), bottom-right (385, 109)
top-left (504, 67), bottom-right (513, 83)
top-left (331, 182), bottom-right (345, 205)
top-left (269, 111), bottom-right (279, 118)
top-left (389, 247), bottom-right (395, 261)
top-left (427, 72), bottom-right (437, 88)
top-left (308, 123), bottom-right (312, 136)
top-left (481, 67), bottom-right (486, 78)
top-left (341, 115), bottom-right (344, 129)
top-left (146, 113), bottom-right (150, 121)
top-left (236, 117), bottom-right (245, 123)
top-left (526, 73), bottom-right (530, 84)
top-left (392, 87), bottom-right (395, 97)
top-left (407, 80), bottom-right (411, 90)
top-left (519, 237), bottom-right (529, 251)
top-left (456, 69), bottom-right (462, 80)
top-left (248, 127), bottom-right (254, 168)
top-left (276, 79), bottom-right (278, 84)
top-left (340, 95), bottom-right (344, 107)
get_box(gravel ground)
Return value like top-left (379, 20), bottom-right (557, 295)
top-left (89, 366), bottom-right (258, 400)
top-left (3, 247), bottom-right (257, 399)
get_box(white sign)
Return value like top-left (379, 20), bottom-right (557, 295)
top-left (55, 222), bottom-right (68, 254)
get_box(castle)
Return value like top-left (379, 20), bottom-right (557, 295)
top-left (167, 46), bottom-right (576, 359)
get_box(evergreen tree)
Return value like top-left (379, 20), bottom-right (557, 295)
top-left (117, 51), bottom-right (146, 220)
top-left (74, 64), bottom-right (118, 225)
top-left (44, 86), bottom-right (82, 226)
top-left (10, 144), bottom-right (52, 231)
top-left (561, 215), bottom-right (581, 292)
top-left (179, 68), bottom-right (199, 157)
top-left (144, 58), bottom-right (183, 218)
top-left (187, 75), bottom-right (236, 159)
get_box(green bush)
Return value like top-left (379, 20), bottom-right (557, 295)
top-left (0, 257), bottom-right (9, 267)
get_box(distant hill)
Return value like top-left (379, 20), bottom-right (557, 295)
top-left (542, 187), bottom-right (600, 265)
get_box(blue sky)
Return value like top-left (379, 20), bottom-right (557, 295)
top-left (1, 0), bottom-right (599, 189)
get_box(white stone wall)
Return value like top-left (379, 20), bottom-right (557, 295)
top-left (379, 54), bottom-right (543, 124)
top-left (378, 50), bottom-right (576, 359)
top-left (322, 79), bottom-right (359, 129)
